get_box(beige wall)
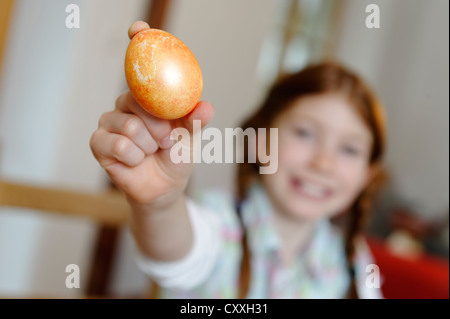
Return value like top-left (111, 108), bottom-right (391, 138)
top-left (164, 0), bottom-right (276, 195)
top-left (334, 0), bottom-right (449, 218)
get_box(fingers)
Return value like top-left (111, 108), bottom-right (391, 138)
top-left (115, 91), bottom-right (174, 149)
top-left (128, 21), bottom-right (150, 39)
top-left (98, 112), bottom-right (159, 155)
top-left (90, 129), bottom-right (145, 168)
top-left (112, 91), bottom-right (215, 161)
top-left (157, 101), bottom-right (215, 172)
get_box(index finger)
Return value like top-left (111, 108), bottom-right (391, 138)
top-left (128, 21), bottom-right (151, 40)
top-left (115, 91), bottom-right (174, 149)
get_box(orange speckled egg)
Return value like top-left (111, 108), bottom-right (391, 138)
top-left (124, 29), bottom-right (203, 120)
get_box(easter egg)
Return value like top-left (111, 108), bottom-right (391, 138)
top-left (124, 29), bottom-right (203, 120)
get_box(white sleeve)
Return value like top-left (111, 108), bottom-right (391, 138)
top-left (133, 198), bottom-right (223, 290)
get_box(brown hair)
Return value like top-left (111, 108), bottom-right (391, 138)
top-left (236, 61), bottom-right (388, 299)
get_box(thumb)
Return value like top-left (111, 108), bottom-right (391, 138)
top-left (178, 100), bottom-right (215, 132)
top-left (157, 100), bottom-right (214, 173)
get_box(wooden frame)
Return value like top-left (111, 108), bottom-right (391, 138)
top-left (0, 179), bottom-right (130, 298)
top-left (147, 0), bottom-right (172, 30)
top-left (0, 180), bottom-right (129, 226)
top-left (0, 0), bottom-right (14, 82)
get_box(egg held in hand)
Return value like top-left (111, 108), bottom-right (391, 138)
top-left (124, 29), bottom-right (203, 120)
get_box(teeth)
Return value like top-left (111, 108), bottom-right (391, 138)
top-left (300, 181), bottom-right (328, 198)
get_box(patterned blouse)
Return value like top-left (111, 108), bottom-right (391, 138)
top-left (135, 182), bottom-right (382, 299)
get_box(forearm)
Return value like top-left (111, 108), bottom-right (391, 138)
top-left (132, 196), bottom-right (223, 290)
top-left (128, 194), bottom-right (193, 261)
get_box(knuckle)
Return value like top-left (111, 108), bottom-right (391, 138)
top-left (122, 116), bottom-right (141, 139)
top-left (112, 136), bottom-right (130, 159)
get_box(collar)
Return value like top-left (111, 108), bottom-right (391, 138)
top-left (240, 182), bottom-right (346, 276)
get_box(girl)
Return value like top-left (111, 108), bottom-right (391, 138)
top-left (90, 21), bottom-right (387, 299)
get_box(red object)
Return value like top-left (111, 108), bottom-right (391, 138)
top-left (366, 236), bottom-right (449, 299)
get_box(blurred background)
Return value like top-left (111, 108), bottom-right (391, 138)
top-left (0, 0), bottom-right (448, 298)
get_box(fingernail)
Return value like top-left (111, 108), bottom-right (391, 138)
top-left (160, 135), bottom-right (174, 149)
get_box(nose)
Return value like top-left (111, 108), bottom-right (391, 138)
top-left (310, 147), bottom-right (334, 174)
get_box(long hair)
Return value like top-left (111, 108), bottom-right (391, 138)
top-left (236, 61), bottom-right (387, 298)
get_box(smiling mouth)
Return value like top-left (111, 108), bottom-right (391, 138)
top-left (290, 177), bottom-right (333, 200)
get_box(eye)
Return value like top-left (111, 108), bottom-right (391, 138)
top-left (295, 127), bottom-right (313, 139)
top-left (341, 144), bottom-right (361, 157)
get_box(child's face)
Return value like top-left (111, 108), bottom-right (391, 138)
top-left (261, 93), bottom-right (374, 221)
